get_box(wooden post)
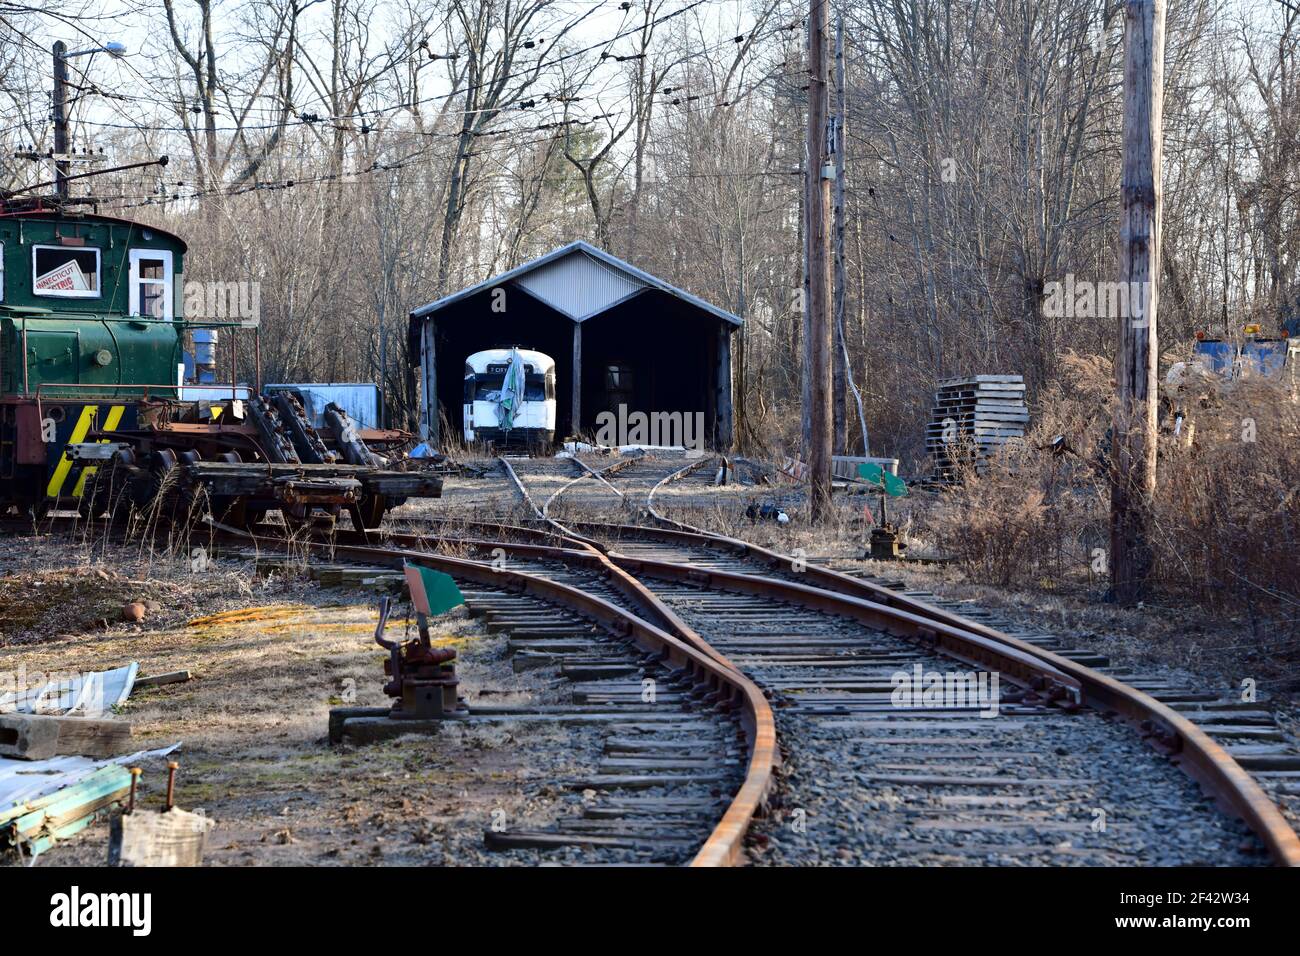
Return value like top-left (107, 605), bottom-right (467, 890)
top-left (805, 0), bottom-right (833, 520)
top-left (571, 321), bottom-right (583, 438)
top-left (832, 18), bottom-right (847, 455)
top-left (1111, 0), bottom-right (1165, 604)
top-left (716, 324), bottom-right (733, 450)
top-left (418, 316), bottom-right (439, 446)
top-left (799, 19), bottom-right (810, 457)
top-left (735, 229), bottom-right (747, 448)
top-left (52, 42), bottom-right (69, 201)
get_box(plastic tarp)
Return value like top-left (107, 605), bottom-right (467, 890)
top-left (1241, 340), bottom-right (1289, 379)
top-left (1192, 340), bottom-right (1235, 375)
top-left (264, 383), bottom-right (380, 429)
top-left (0, 744), bottom-right (180, 812)
top-left (488, 348), bottom-right (527, 431)
top-left (0, 663), bottom-right (138, 718)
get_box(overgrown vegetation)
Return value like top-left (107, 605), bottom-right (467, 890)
top-left (919, 352), bottom-right (1300, 633)
top-left (3, 2), bottom-right (1298, 458)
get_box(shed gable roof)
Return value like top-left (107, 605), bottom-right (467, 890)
top-left (410, 241), bottom-right (742, 326)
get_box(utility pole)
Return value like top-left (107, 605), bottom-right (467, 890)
top-left (48, 39), bottom-right (125, 202)
top-left (1111, 0), bottom-right (1165, 604)
top-left (799, 21), bottom-right (811, 457)
top-left (52, 40), bottom-right (69, 201)
top-left (832, 18), bottom-right (847, 455)
top-left (805, 0), bottom-right (833, 521)
top-left (736, 222), bottom-right (747, 448)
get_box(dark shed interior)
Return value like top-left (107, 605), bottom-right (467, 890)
top-left (579, 291), bottom-right (715, 429)
top-left (411, 243), bottom-right (739, 450)
top-left (430, 287), bottom-right (576, 435)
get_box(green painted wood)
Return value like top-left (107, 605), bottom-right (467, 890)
top-left (404, 562), bottom-right (465, 616)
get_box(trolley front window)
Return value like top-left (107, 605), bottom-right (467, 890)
top-left (468, 372), bottom-right (548, 402)
top-left (33, 245), bottom-right (101, 298)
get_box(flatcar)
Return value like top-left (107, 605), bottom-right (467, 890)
top-left (0, 199), bottom-right (439, 527)
top-left (462, 347), bottom-right (556, 449)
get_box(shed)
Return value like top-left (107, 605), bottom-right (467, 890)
top-left (408, 241), bottom-right (742, 449)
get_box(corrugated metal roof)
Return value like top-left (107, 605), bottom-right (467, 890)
top-left (514, 250), bottom-right (648, 320)
top-left (410, 241), bottom-right (743, 326)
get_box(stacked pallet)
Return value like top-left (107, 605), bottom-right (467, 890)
top-left (926, 375), bottom-right (1029, 480)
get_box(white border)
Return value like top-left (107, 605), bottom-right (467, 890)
top-left (31, 243), bottom-right (101, 299)
top-left (128, 248), bottom-right (174, 319)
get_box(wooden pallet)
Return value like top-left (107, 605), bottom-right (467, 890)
top-left (927, 374), bottom-right (1029, 482)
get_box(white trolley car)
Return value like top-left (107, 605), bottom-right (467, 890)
top-left (462, 347), bottom-right (557, 449)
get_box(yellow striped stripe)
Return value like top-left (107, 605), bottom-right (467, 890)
top-left (72, 405), bottom-right (125, 497)
top-left (46, 405), bottom-right (99, 498)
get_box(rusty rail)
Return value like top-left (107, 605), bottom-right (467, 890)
top-left (213, 518), bottom-right (776, 868)
top-left (630, 456), bottom-right (1300, 868)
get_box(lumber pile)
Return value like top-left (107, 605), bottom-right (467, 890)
top-left (0, 662), bottom-right (153, 858)
top-left (926, 375), bottom-right (1029, 482)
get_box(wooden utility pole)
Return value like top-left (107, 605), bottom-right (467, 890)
top-left (52, 41), bottom-right (70, 201)
top-left (832, 18), bottom-right (847, 455)
top-left (1111, 0), bottom-right (1165, 604)
top-left (799, 21), bottom-right (811, 456)
top-left (805, 0), bottom-right (833, 521)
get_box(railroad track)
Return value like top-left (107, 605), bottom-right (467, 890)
top-left (8, 451), bottom-right (1300, 866)
top-left (222, 517), bottom-right (775, 867)
top-left (477, 453), bottom-right (1300, 865)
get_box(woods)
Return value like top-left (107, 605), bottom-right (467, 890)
top-left (1, 0), bottom-right (1297, 458)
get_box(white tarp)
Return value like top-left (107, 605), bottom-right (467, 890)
top-left (0, 744), bottom-right (181, 814)
top-left (0, 663), bottom-right (138, 717)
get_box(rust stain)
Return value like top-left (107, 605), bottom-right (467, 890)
top-left (187, 604), bottom-right (315, 628)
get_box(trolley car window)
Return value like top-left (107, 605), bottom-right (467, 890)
top-left (129, 249), bottom-right (173, 319)
top-left (137, 258), bottom-right (165, 317)
top-left (33, 245), bottom-right (101, 298)
top-left (470, 372), bottom-right (548, 401)
top-left (0, 241), bottom-right (4, 301)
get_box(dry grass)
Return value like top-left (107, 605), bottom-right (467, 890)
top-left (6, 594), bottom-right (585, 866)
top-left (914, 348), bottom-right (1300, 660)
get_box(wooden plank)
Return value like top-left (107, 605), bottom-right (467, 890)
top-left (109, 807), bottom-right (215, 866)
top-left (133, 670), bottom-right (192, 689)
top-left (0, 713), bottom-right (132, 760)
top-left (7, 766), bottom-right (132, 838)
top-left (937, 374), bottom-right (1025, 385)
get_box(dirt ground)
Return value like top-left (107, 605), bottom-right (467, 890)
top-left (1, 534), bottom-right (597, 867)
